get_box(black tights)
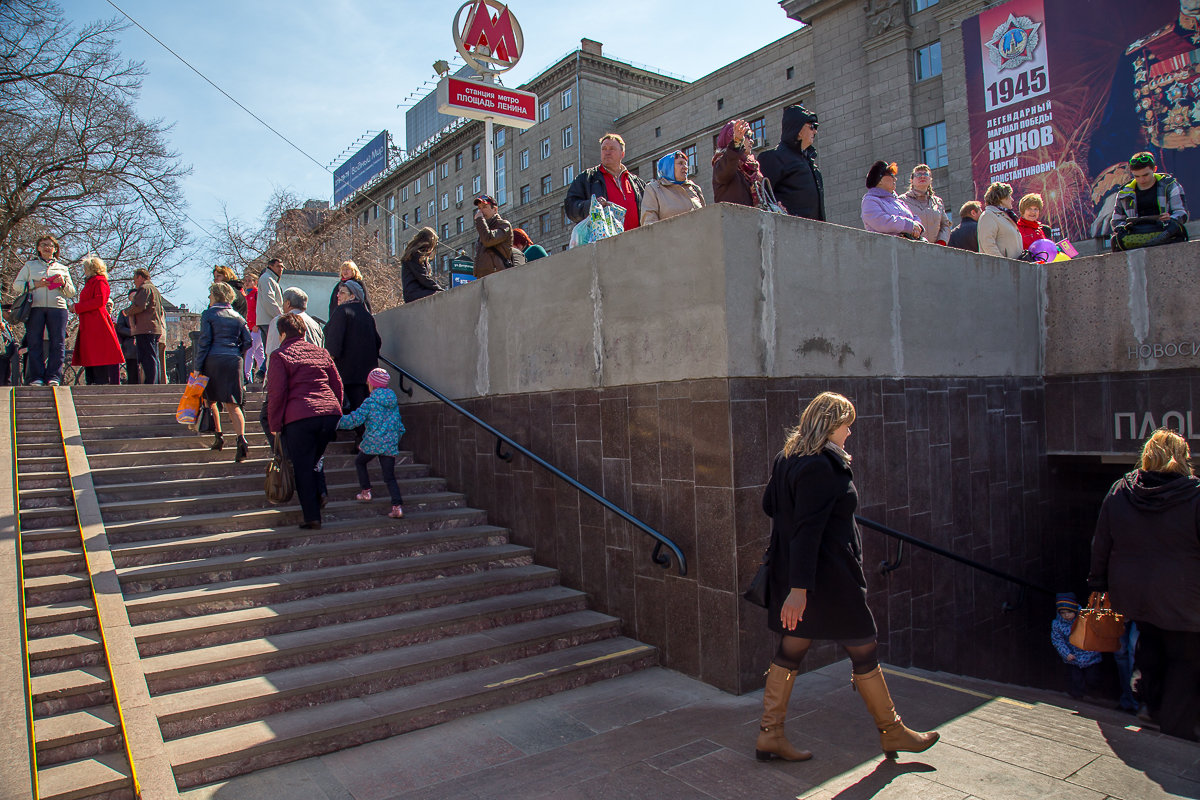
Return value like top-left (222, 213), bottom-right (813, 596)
top-left (773, 635), bottom-right (880, 675)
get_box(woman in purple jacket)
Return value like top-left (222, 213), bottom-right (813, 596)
top-left (267, 313), bottom-right (344, 529)
top-left (861, 161), bottom-right (925, 240)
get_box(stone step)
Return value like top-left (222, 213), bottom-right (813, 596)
top-left (20, 526), bottom-right (86, 552)
top-left (155, 609), bottom-right (620, 738)
top-left (18, 485), bottom-right (74, 507)
top-left (17, 505), bottom-right (77, 531)
top-left (25, 572), bottom-right (90, 606)
top-left (72, 398), bottom-right (264, 414)
top-left (23, 547), bottom-right (86, 578)
top-left (116, 522), bottom-right (501, 593)
top-left (15, 430), bottom-right (64, 445)
top-left (96, 476), bottom-right (447, 523)
top-left (101, 492), bottom-right (468, 542)
top-left (32, 667), bottom-right (112, 717)
top-left (90, 458), bottom-right (279, 486)
top-left (28, 600), bottom-right (98, 639)
top-left (134, 565), bottom-right (564, 657)
top-left (109, 510), bottom-right (492, 567)
top-left (16, 472), bottom-right (72, 491)
top-left (168, 636), bottom-right (656, 788)
top-left (17, 455), bottom-right (67, 473)
top-left (37, 752), bottom-right (133, 800)
top-left (28, 631), bottom-right (102, 676)
top-left (93, 463), bottom-right (430, 503)
top-left (80, 422), bottom-right (210, 440)
top-left (122, 543), bottom-right (535, 625)
top-left (82, 440), bottom-right (366, 469)
top-left (35, 705), bottom-right (121, 767)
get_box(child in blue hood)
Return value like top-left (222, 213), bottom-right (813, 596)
top-left (1051, 592), bottom-right (1102, 699)
top-left (338, 367), bottom-right (406, 518)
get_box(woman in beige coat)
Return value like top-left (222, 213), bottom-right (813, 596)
top-left (977, 182), bottom-right (1024, 258)
top-left (641, 151), bottom-right (705, 225)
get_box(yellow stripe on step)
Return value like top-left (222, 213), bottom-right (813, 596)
top-left (883, 667), bottom-right (1034, 709)
top-left (485, 646), bottom-right (653, 688)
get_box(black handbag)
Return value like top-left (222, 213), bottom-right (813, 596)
top-left (265, 434), bottom-right (295, 504)
top-left (7, 285), bottom-right (33, 324)
top-left (743, 532), bottom-right (776, 608)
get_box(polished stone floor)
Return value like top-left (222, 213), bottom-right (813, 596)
top-left (180, 661), bottom-right (1200, 800)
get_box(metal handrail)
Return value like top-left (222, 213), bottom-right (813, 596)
top-left (377, 357), bottom-right (687, 576)
top-left (855, 514), bottom-right (1054, 610)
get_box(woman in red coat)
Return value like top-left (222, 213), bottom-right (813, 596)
top-left (71, 256), bottom-right (126, 385)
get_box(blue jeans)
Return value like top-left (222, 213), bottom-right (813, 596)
top-left (135, 333), bottom-right (161, 385)
top-left (26, 307), bottom-right (67, 383)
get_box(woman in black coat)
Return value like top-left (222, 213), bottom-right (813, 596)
top-left (756, 392), bottom-right (937, 763)
top-left (324, 279), bottom-right (380, 417)
top-left (401, 227), bottom-right (444, 303)
top-left (1089, 429), bottom-right (1200, 740)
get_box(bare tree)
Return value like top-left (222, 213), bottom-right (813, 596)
top-left (0, 0), bottom-right (190, 297)
top-left (207, 189), bottom-right (399, 312)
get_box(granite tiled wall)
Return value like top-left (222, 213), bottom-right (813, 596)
top-left (401, 375), bottom-right (1051, 694)
top-left (1044, 370), bottom-right (1200, 455)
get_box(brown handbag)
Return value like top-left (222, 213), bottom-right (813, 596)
top-left (264, 434), bottom-right (295, 504)
top-left (1068, 591), bottom-right (1125, 652)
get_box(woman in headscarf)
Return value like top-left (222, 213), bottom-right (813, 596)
top-left (328, 260), bottom-right (373, 319)
top-left (70, 256), bottom-right (125, 385)
top-left (640, 150), bottom-right (705, 225)
top-left (512, 228), bottom-right (548, 262)
top-left (861, 161), bottom-right (925, 240)
top-left (712, 119), bottom-right (764, 207)
top-left (324, 278), bottom-right (380, 422)
top-left (400, 228), bottom-right (444, 303)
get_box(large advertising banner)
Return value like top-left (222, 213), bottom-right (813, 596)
top-left (963, 0), bottom-right (1199, 241)
top-left (333, 131), bottom-right (389, 205)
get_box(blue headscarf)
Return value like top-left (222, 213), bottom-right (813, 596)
top-left (656, 151), bottom-right (687, 184)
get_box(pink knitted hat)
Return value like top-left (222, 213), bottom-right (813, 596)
top-left (367, 368), bottom-right (390, 389)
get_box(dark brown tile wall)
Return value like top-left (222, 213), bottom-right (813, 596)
top-left (401, 375), bottom-right (1052, 694)
top-left (1045, 370), bottom-right (1200, 455)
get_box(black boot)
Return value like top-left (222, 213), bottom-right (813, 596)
top-left (209, 432), bottom-right (224, 451)
top-left (234, 435), bottom-right (249, 462)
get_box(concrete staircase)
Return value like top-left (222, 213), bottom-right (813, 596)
top-left (13, 388), bottom-right (135, 800)
top-left (44, 384), bottom-right (655, 791)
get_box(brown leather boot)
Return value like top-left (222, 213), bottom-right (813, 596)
top-left (755, 663), bottom-right (813, 762)
top-left (851, 665), bottom-right (939, 758)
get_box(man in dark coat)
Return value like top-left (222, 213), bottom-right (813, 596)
top-left (564, 133), bottom-right (646, 230)
top-left (947, 201), bottom-right (982, 252)
top-left (323, 280), bottom-right (381, 418)
top-left (759, 105), bottom-right (825, 221)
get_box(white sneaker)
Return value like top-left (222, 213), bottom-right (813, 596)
top-left (47, 379), bottom-right (59, 386)
top-left (29, 380), bottom-right (43, 386)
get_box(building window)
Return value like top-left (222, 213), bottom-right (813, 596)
top-left (913, 0), bottom-right (938, 10)
top-left (387, 194), bottom-right (396, 256)
top-left (540, 137), bottom-right (551, 159)
top-left (495, 152), bottom-right (507, 206)
top-left (414, 207), bottom-right (421, 223)
top-left (541, 174), bottom-right (552, 195)
top-left (520, 148), bottom-right (529, 170)
top-left (402, 213), bottom-right (409, 230)
top-left (414, 178), bottom-right (421, 195)
top-left (495, 128), bottom-right (505, 148)
top-left (441, 223), bottom-right (449, 239)
top-left (562, 125), bottom-right (573, 149)
top-left (655, 127), bottom-right (661, 138)
top-left (440, 162), bottom-right (449, 179)
top-left (786, 66), bottom-right (794, 80)
top-left (563, 164), bottom-right (574, 185)
top-left (427, 170), bottom-right (435, 188)
top-left (751, 117), bottom-right (767, 147)
top-left (915, 41), bottom-right (942, 81)
top-left (428, 200), bottom-right (435, 217)
top-left (717, 98), bottom-right (724, 110)
top-left (373, 205), bottom-right (379, 220)
top-left (561, 87), bottom-right (572, 109)
top-left (455, 184), bottom-right (464, 203)
top-left (540, 100), bottom-right (550, 122)
top-left (362, 210), bottom-right (369, 226)
top-left (455, 153), bottom-right (463, 171)
top-left (472, 175), bottom-right (481, 194)
top-left (540, 212), bottom-right (552, 235)
top-left (440, 192), bottom-right (449, 211)
top-left (472, 142), bottom-right (481, 161)
top-left (456, 215), bottom-right (465, 233)
top-left (683, 144), bottom-right (697, 175)
top-left (402, 186), bottom-right (409, 202)
top-left (920, 121), bottom-right (948, 168)
top-left (520, 184), bottom-right (530, 204)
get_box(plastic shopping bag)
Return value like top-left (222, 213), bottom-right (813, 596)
top-left (175, 372), bottom-right (209, 425)
top-left (569, 195), bottom-right (626, 248)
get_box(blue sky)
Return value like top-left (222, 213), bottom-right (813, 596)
top-left (61, 1), bottom-right (801, 307)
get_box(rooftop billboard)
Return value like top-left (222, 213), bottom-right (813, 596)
top-left (333, 131), bottom-right (389, 205)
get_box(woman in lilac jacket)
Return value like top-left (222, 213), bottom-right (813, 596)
top-left (861, 161), bottom-right (924, 240)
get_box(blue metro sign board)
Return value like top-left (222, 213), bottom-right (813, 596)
top-left (450, 258), bottom-right (476, 286)
top-left (333, 131), bottom-right (388, 205)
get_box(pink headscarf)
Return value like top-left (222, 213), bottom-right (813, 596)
top-left (713, 120), bottom-right (764, 188)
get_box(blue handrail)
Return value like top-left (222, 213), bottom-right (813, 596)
top-left (378, 356), bottom-right (687, 576)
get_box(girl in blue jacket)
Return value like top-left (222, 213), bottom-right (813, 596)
top-left (338, 368), bottom-right (406, 518)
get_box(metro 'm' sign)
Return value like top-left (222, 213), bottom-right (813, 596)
top-left (453, 0), bottom-right (525, 75)
top-left (436, 76), bottom-right (537, 129)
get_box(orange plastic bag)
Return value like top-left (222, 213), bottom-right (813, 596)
top-left (175, 372), bottom-right (209, 425)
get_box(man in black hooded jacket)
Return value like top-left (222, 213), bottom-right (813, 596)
top-left (759, 105), bottom-right (825, 221)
